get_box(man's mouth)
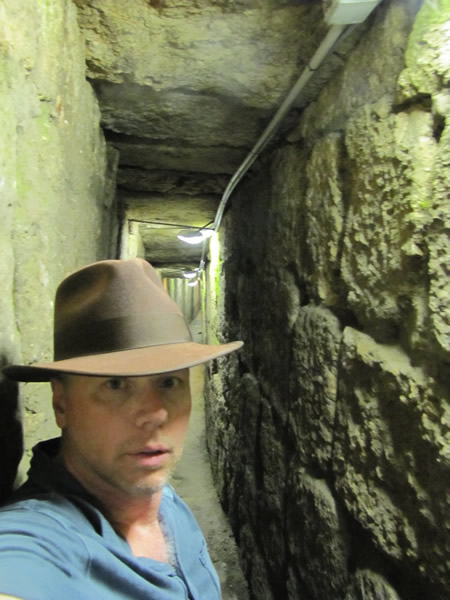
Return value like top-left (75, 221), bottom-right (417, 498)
top-left (135, 444), bottom-right (170, 456)
top-left (129, 445), bottom-right (171, 467)
top-left (137, 449), bottom-right (167, 457)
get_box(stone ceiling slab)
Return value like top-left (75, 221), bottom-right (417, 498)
top-left (117, 168), bottom-right (229, 194)
top-left (107, 134), bottom-right (245, 173)
top-left (91, 81), bottom-right (267, 147)
top-left (139, 226), bottom-right (205, 263)
top-left (73, 0), bottom-right (333, 264)
top-left (123, 193), bottom-right (219, 227)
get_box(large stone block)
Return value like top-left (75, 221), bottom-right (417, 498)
top-left (74, 0), bottom-right (324, 107)
top-left (342, 100), bottom-right (437, 345)
top-left (304, 132), bottom-right (345, 306)
top-left (397, 0), bottom-right (450, 102)
top-left (427, 113), bottom-right (450, 357)
top-left (333, 327), bottom-right (450, 590)
top-left (286, 470), bottom-right (349, 599)
top-left (239, 524), bottom-right (275, 600)
top-left (0, 0), bottom-right (118, 483)
top-left (289, 306), bottom-right (342, 472)
top-left (298, 0), bottom-right (422, 140)
top-left (266, 145), bottom-right (309, 273)
top-left (257, 397), bottom-right (287, 578)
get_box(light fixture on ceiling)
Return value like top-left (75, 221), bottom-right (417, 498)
top-left (177, 223), bottom-right (215, 245)
top-left (183, 259), bottom-right (205, 286)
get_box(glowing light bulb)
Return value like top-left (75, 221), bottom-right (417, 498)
top-left (177, 228), bottom-right (215, 245)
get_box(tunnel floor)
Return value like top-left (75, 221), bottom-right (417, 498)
top-left (173, 317), bottom-right (249, 600)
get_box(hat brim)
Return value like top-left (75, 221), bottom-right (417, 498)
top-left (3, 340), bottom-right (243, 382)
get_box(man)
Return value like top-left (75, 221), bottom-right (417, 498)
top-left (0, 258), bottom-right (242, 599)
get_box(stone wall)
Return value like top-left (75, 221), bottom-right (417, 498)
top-left (205, 1), bottom-right (450, 599)
top-left (0, 0), bottom-right (118, 498)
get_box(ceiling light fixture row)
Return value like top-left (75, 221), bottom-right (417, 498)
top-left (177, 0), bottom-right (383, 286)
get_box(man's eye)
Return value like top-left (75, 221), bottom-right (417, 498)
top-left (105, 378), bottom-right (126, 390)
top-left (160, 376), bottom-right (179, 389)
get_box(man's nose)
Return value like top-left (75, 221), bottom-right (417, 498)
top-left (133, 384), bottom-right (168, 428)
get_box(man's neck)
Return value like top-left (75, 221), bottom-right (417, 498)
top-left (104, 491), bottom-right (172, 563)
top-left (103, 488), bottom-right (163, 531)
top-left (80, 480), bottom-right (172, 562)
top-left (58, 448), bottom-right (171, 561)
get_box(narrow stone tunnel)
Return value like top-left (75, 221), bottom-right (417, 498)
top-left (1, 1), bottom-right (449, 599)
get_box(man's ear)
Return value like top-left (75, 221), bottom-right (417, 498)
top-left (51, 378), bottom-right (67, 429)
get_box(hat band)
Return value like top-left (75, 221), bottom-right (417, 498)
top-left (54, 313), bottom-right (192, 360)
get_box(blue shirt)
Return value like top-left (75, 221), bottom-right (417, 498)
top-left (0, 439), bottom-right (221, 599)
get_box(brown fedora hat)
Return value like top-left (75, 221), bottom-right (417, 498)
top-left (3, 258), bottom-right (243, 382)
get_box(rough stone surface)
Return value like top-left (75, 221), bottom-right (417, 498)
top-left (334, 327), bottom-right (449, 589)
top-left (286, 471), bottom-right (349, 599)
top-left (304, 132), bottom-right (345, 306)
top-left (342, 101), bottom-right (437, 345)
top-left (289, 306), bottom-right (342, 472)
top-left (117, 168), bottom-right (229, 195)
top-left (204, 1), bottom-right (450, 599)
top-left (344, 569), bottom-right (401, 600)
top-left (0, 0), bottom-right (117, 489)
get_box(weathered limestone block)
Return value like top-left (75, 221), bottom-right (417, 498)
top-left (107, 137), bottom-right (243, 174)
top-left (289, 306), bottom-right (342, 472)
top-left (224, 188), bottom-right (301, 417)
top-left (74, 0), bottom-right (323, 108)
top-left (286, 470), bottom-right (349, 599)
top-left (298, 0), bottom-right (422, 140)
top-left (427, 115), bottom-right (450, 357)
top-left (74, 0), bottom-right (327, 179)
top-left (344, 569), bottom-right (401, 600)
top-left (117, 168), bottom-right (228, 195)
top-left (333, 327), bottom-right (450, 589)
top-left (227, 373), bottom-right (262, 523)
top-left (258, 397), bottom-right (287, 578)
top-left (92, 81), bottom-right (263, 147)
top-left (342, 100), bottom-right (436, 343)
top-left (267, 145), bottom-right (309, 272)
top-left (239, 524), bottom-right (275, 600)
top-left (123, 193), bottom-right (219, 226)
top-left (0, 0), bottom-right (118, 482)
top-left (396, 0), bottom-right (450, 102)
top-left (304, 132), bottom-right (345, 306)
top-left (396, 0), bottom-right (450, 359)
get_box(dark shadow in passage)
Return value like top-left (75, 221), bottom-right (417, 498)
top-left (0, 356), bottom-right (23, 504)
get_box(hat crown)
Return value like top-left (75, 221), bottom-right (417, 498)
top-left (54, 259), bottom-right (191, 361)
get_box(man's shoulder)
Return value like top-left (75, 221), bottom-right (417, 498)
top-left (0, 493), bottom-right (93, 539)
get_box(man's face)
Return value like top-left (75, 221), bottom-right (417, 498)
top-left (51, 370), bottom-right (191, 499)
